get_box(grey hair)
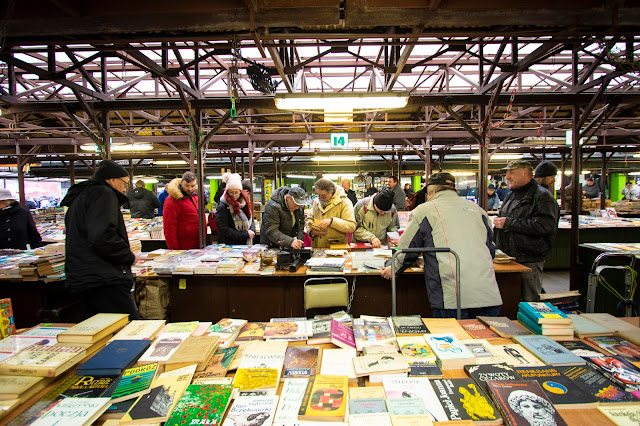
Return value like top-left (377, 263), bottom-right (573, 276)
top-left (182, 171), bottom-right (196, 183)
top-left (314, 178), bottom-right (336, 194)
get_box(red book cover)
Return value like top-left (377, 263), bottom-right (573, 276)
top-left (330, 320), bottom-right (356, 350)
top-left (350, 243), bottom-right (373, 251)
top-left (458, 319), bottom-right (500, 339)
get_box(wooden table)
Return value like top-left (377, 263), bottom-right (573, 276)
top-left (164, 261), bottom-right (530, 322)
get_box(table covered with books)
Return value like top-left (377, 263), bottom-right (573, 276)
top-left (2, 308), bottom-right (640, 426)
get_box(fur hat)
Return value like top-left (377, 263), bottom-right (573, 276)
top-left (374, 189), bottom-right (394, 211)
top-left (222, 172), bottom-right (231, 183)
top-left (94, 160), bottom-right (128, 181)
top-left (226, 173), bottom-right (243, 192)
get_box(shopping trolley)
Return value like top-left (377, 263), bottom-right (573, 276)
top-left (586, 252), bottom-right (637, 316)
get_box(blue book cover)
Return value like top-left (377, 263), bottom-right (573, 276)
top-left (518, 302), bottom-right (571, 325)
top-left (516, 312), bottom-right (543, 335)
top-left (513, 335), bottom-right (586, 367)
top-left (75, 340), bottom-right (151, 376)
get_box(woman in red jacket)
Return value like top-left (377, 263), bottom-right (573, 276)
top-left (162, 171), bottom-right (200, 249)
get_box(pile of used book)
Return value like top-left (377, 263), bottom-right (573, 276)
top-left (517, 301), bottom-right (575, 339)
top-left (3, 310), bottom-right (640, 424)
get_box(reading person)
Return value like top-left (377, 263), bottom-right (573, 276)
top-left (353, 189), bottom-right (398, 248)
top-left (260, 186), bottom-right (307, 249)
top-left (61, 160), bottom-right (140, 320)
top-left (305, 178), bottom-right (356, 248)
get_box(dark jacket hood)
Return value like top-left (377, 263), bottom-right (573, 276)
top-left (131, 187), bottom-right (149, 199)
top-left (61, 179), bottom-right (128, 207)
top-left (270, 186), bottom-right (290, 207)
top-left (0, 201), bottom-right (22, 216)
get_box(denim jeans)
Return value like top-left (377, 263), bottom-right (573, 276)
top-left (431, 305), bottom-right (502, 319)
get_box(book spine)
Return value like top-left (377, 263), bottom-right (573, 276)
top-left (517, 312), bottom-right (543, 335)
top-left (297, 376), bottom-right (315, 417)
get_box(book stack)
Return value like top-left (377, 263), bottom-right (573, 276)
top-left (304, 257), bottom-right (346, 274)
top-left (129, 238), bottom-right (142, 253)
top-left (216, 257), bottom-right (244, 274)
top-left (0, 298), bottom-right (15, 339)
top-left (34, 254), bottom-right (66, 277)
top-left (517, 302), bottom-right (574, 339)
top-left (193, 262), bottom-right (218, 274)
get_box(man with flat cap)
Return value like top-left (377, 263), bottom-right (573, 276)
top-left (382, 173), bottom-right (502, 318)
top-left (261, 186), bottom-right (308, 249)
top-left (534, 160), bottom-right (557, 193)
top-left (494, 160), bottom-right (560, 302)
top-left (61, 160), bottom-right (140, 320)
top-left (353, 189), bottom-right (399, 248)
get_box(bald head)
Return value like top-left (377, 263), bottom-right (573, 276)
top-left (341, 179), bottom-right (351, 191)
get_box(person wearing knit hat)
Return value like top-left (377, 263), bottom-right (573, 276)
top-left (487, 183), bottom-right (500, 211)
top-left (216, 173), bottom-right (255, 245)
top-left (382, 172), bottom-right (503, 319)
top-left (534, 160), bottom-right (558, 192)
top-left (494, 158), bottom-right (560, 302)
top-left (353, 189), bottom-right (398, 248)
top-left (60, 160), bottom-right (140, 320)
top-left (214, 172), bottom-right (231, 204)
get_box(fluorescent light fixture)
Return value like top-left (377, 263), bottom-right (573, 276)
top-left (134, 177), bottom-right (159, 184)
top-left (558, 171), bottom-right (590, 175)
top-left (323, 173), bottom-right (357, 180)
top-left (633, 154), bottom-right (640, 158)
top-left (287, 174), bottom-right (316, 179)
top-left (206, 175), bottom-right (223, 180)
top-left (303, 139), bottom-right (372, 149)
top-left (450, 172), bottom-right (476, 177)
top-left (275, 92), bottom-right (409, 111)
top-left (311, 156), bottom-right (361, 162)
top-left (523, 137), bottom-right (566, 145)
top-left (80, 143), bottom-right (153, 152)
top-left (153, 160), bottom-right (188, 165)
top-left (470, 154), bottom-right (523, 160)
top-left (629, 171), bottom-right (640, 175)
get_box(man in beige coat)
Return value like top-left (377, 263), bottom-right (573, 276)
top-left (305, 178), bottom-right (356, 248)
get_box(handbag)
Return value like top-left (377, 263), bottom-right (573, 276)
top-left (303, 277), bottom-right (349, 311)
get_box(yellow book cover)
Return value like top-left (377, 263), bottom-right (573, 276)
top-left (0, 375), bottom-right (48, 400)
top-left (57, 313), bottom-right (129, 344)
top-left (422, 318), bottom-right (471, 340)
top-left (163, 335), bottom-right (219, 372)
top-left (298, 374), bottom-right (348, 422)
top-left (0, 346), bottom-right (86, 377)
top-left (110, 320), bottom-right (166, 341)
top-left (233, 368), bottom-right (280, 391)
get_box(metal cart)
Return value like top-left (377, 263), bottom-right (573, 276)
top-left (586, 252), bottom-right (637, 315)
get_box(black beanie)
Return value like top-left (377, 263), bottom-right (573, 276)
top-left (534, 160), bottom-right (557, 178)
top-left (94, 160), bottom-right (129, 181)
top-left (374, 189), bottom-right (394, 211)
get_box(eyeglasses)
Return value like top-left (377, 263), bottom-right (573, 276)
top-left (117, 178), bottom-right (130, 187)
top-left (227, 190), bottom-right (241, 195)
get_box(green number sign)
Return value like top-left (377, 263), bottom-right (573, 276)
top-left (330, 132), bottom-right (349, 149)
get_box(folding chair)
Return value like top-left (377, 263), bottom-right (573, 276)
top-left (303, 277), bottom-right (354, 318)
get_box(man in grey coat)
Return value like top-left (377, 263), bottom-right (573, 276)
top-left (260, 186), bottom-right (308, 249)
top-left (387, 175), bottom-right (406, 211)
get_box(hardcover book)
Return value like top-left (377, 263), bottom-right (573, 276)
top-left (381, 376), bottom-right (448, 422)
top-left (30, 397), bottom-right (111, 426)
top-left (0, 345), bottom-right (86, 377)
top-left (518, 302), bottom-right (572, 325)
top-left (235, 322), bottom-right (267, 341)
top-left (120, 364), bottom-right (197, 424)
top-left (567, 314), bottom-right (614, 338)
top-left (57, 313), bottom-right (129, 344)
top-left (422, 333), bottom-right (475, 370)
top-left (597, 405), bottom-right (640, 425)
top-left (352, 316), bottom-right (397, 352)
top-left (477, 316), bottom-right (532, 338)
top-left (486, 380), bottom-right (568, 426)
top-left (586, 336), bottom-right (640, 363)
top-left (282, 345), bottom-right (322, 379)
top-left (192, 346), bottom-right (239, 382)
top-left (348, 397), bottom-right (387, 415)
top-left (165, 384), bottom-right (233, 426)
top-left (330, 319), bottom-right (356, 350)
top-left (109, 320), bottom-right (166, 342)
top-left (514, 366), bottom-right (598, 408)
top-left (458, 319), bottom-right (500, 339)
top-left (0, 375), bottom-right (49, 402)
top-left (429, 378), bottom-right (502, 425)
top-left (513, 335), bottom-right (586, 366)
top-left (352, 353), bottom-right (410, 377)
top-left (390, 315), bottom-right (429, 336)
top-left (163, 335), bottom-right (219, 372)
top-left (319, 348), bottom-right (357, 381)
top-left (75, 339), bottom-right (151, 376)
top-left (558, 364), bottom-right (639, 404)
top-left (223, 395), bottom-right (279, 426)
top-left (297, 374), bottom-right (349, 422)
top-left (110, 362), bottom-right (159, 403)
top-left (465, 363), bottom-right (522, 389)
top-left (397, 336), bottom-right (436, 363)
top-left (272, 378), bottom-right (309, 425)
top-left (493, 344), bottom-right (546, 367)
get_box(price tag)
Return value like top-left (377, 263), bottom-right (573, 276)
top-left (179, 278), bottom-right (187, 290)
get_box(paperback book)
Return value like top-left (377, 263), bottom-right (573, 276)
top-left (457, 319), bottom-right (500, 339)
top-left (264, 321), bottom-right (312, 341)
top-left (464, 363), bottom-right (521, 390)
top-left (477, 316), bottom-right (532, 338)
top-left (514, 366), bottom-right (598, 408)
top-left (0, 345), bottom-right (86, 377)
top-left (588, 356), bottom-right (640, 391)
top-left (164, 384), bottom-right (233, 426)
top-left (207, 318), bottom-right (248, 348)
top-left (429, 378), bottom-right (502, 425)
top-left (518, 302), bottom-right (572, 324)
top-left (460, 339), bottom-right (506, 365)
top-left (75, 339), bottom-right (152, 376)
top-left (235, 322), bottom-right (267, 342)
top-left (330, 319), bottom-right (356, 350)
top-left (307, 319), bottom-right (331, 345)
top-left (557, 340), bottom-right (607, 358)
top-left (109, 320), bottom-right (166, 342)
top-left (586, 336), bottom-right (640, 363)
top-left (110, 362), bottom-right (159, 403)
top-left (493, 344), bottom-right (546, 367)
top-left (30, 397), bottom-right (111, 426)
top-left (282, 345), bottom-right (322, 379)
top-left (192, 346), bottom-right (239, 382)
top-left (272, 378), bottom-right (309, 425)
top-left (381, 376), bottom-right (448, 422)
top-left (163, 335), bottom-right (219, 372)
top-left (352, 353), bottom-right (410, 377)
top-left (297, 374), bottom-right (348, 422)
top-left (597, 405), bottom-right (640, 426)
top-left (513, 335), bottom-right (586, 367)
top-left (486, 380), bottom-right (568, 426)
top-left (137, 321), bottom-right (199, 363)
top-left (319, 348), bottom-right (357, 381)
top-left (56, 313), bottom-right (129, 344)
top-left (558, 364), bottom-right (639, 404)
top-left (389, 315), bottom-right (429, 336)
top-left (60, 374), bottom-right (120, 399)
top-left (223, 395), bottom-right (279, 426)
top-left (352, 316), bottom-right (397, 352)
top-left (423, 333), bottom-right (475, 370)
top-left (348, 397), bottom-right (387, 415)
top-left (397, 336), bottom-right (436, 363)
top-left (567, 314), bottom-right (614, 338)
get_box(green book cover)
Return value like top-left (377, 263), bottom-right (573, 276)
top-left (165, 384), bottom-right (233, 426)
top-left (110, 362), bottom-right (159, 403)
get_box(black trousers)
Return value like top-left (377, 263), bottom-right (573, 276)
top-left (79, 282), bottom-right (141, 321)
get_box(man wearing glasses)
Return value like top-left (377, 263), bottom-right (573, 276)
top-left (61, 160), bottom-right (140, 320)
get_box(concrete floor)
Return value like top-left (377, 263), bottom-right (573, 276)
top-left (542, 270), bottom-right (571, 294)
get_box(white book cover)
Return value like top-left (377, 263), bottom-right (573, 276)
top-left (31, 397), bottom-right (111, 426)
top-left (348, 412), bottom-right (392, 425)
top-left (460, 339), bottom-right (506, 364)
top-left (272, 378), bottom-right (309, 425)
top-left (208, 319), bottom-right (248, 347)
top-left (137, 321), bottom-right (198, 363)
top-left (493, 344), bottom-right (546, 367)
top-left (422, 333), bottom-right (474, 360)
top-left (319, 348), bottom-right (357, 380)
top-left (381, 377), bottom-right (448, 422)
top-left (222, 395), bottom-right (279, 426)
top-left (352, 353), bottom-right (409, 376)
top-left (109, 320), bottom-right (166, 341)
top-left (264, 321), bottom-right (313, 340)
top-left (238, 340), bottom-right (288, 370)
top-left (17, 326), bottom-right (68, 339)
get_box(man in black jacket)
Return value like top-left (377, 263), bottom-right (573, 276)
top-left (494, 160), bottom-right (560, 302)
top-left (0, 189), bottom-right (42, 250)
top-left (124, 180), bottom-right (160, 219)
top-left (341, 179), bottom-right (358, 207)
top-left (260, 186), bottom-right (307, 249)
top-left (61, 160), bottom-right (140, 320)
